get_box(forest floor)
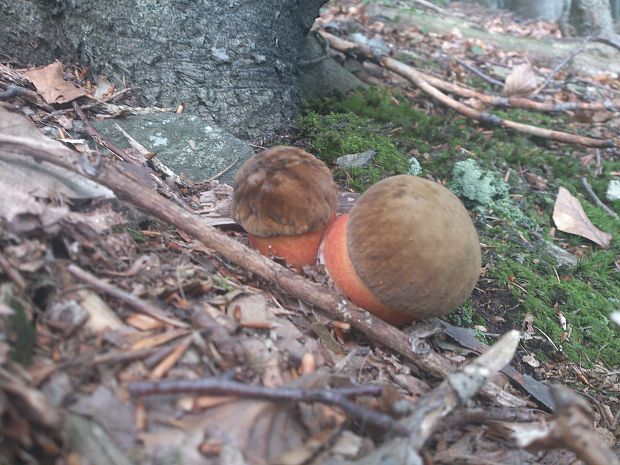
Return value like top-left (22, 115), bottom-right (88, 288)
top-left (0, 1), bottom-right (619, 464)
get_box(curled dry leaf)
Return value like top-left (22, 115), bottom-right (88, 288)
top-left (503, 63), bottom-right (537, 97)
top-left (553, 187), bottom-right (612, 248)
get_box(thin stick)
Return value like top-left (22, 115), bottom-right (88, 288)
top-left (0, 251), bottom-right (26, 290)
top-left (351, 331), bottom-right (521, 463)
top-left (206, 156), bottom-right (239, 182)
top-left (41, 87), bottom-right (137, 121)
top-left (455, 58), bottom-right (503, 87)
top-left (412, 0), bottom-right (446, 14)
top-left (72, 102), bottom-right (135, 163)
top-left (534, 37), bottom-right (592, 95)
top-left (581, 177), bottom-right (619, 220)
top-left (128, 378), bottom-right (407, 435)
top-left (0, 84), bottom-right (30, 101)
top-left (67, 264), bottom-right (189, 328)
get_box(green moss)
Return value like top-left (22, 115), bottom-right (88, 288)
top-left (124, 227), bottom-right (146, 242)
top-left (298, 86), bottom-right (620, 367)
top-left (489, 243), bottom-right (620, 366)
top-left (447, 299), bottom-right (475, 327)
top-left (299, 111), bottom-right (409, 191)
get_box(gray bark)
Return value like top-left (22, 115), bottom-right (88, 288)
top-left (568, 0), bottom-right (615, 35)
top-left (0, 0), bottom-right (326, 138)
top-left (507, 0), bottom-right (566, 20)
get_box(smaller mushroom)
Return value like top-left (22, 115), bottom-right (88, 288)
top-left (232, 146), bottom-right (337, 271)
top-left (320, 175), bottom-right (481, 325)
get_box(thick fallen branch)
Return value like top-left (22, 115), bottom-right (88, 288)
top-left (0, 128), bottom-right (527, 410)
top-left (320, 31), bottom-right (617, 148)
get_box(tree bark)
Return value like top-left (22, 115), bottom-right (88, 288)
top-left (0, 0), bottom-right (327, 138)
top-left (568, 0), bottom-right (615, 35)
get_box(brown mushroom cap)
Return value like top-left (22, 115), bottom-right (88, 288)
top-left (231, 146), bottom-right (337, 237)
top-left (347, 175), bottom-right (481, 320)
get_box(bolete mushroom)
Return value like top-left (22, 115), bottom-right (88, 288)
top-left (320, 175), bottom-right (481, 325)
top-left (232, 146), bottom-right (337, 271)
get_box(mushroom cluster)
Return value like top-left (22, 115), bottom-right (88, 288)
top-left (320, 175), bottom-right (481, 325)
top-left (232, 147), bottom-right (480, 325)
top-left (231, 146), bottom-right (337, 271)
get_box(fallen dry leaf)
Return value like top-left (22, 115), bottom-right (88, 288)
top-left (522, 354), bottom-right (540, 368)
top-left (22, 61), bottom-right (88, 104)
top-left (503, 63), bottom-right (537, 97)
top-left (525, 172), bottom-right (548, 191)
top-left (552, 187), bottom-right (612, 248)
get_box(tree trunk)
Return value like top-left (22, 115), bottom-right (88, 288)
top-left (0, 0), bottom-right (326, 138)
top-left (568, 0), bottom-right (615, 35)
top-left (507, 0), bottom-right (566, 20)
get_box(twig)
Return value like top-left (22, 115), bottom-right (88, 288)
top-left (128, 378), bottom-right (407, 435)
top-left (348, 331), bottom-right (521, 464)
top-left (0, 84), bottom-right (30, 101)
top-left (412, 0), bottom-right (446, 14)
top-left (206, 156), bottom-right (239, 182)
top-left (1, 132), bottom-right (528, 410)
top-left (31, 347), bottom-right (160, 386)
top-left (0, 251), bottom-right (26, 290)
top-left (455, 58), bottom-right (504, 87)
top-left (319, 31), bottom-right (615, 149)
top-left (66, 264), bottom-right (189, 328)
top-left (72, 102), bottom-right (136, 163)
top-left (512, 385), bottom-right (620, 465)
top-left (593, 34), bottom-right (620, 52)
top-left (73, 102), bottom-right (193, 211)
top-left (581, 177), bottom-right (619, 220)
top-left (0, 82), bottom-right (53, 111)
top-left (428, 72), bottom-right (620, 112)
top-left (534, 36), bottom-right (592, 95)
top-left (440, 406), bottom-right (539, 429)
top-left (41, 87), bottom-right (137, 121)
top-left (594, 149), bottom-right (603, 177)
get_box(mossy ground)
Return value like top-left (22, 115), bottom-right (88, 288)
top-left (297, 87), bottom-right (620, 368)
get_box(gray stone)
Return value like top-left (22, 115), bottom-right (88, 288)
top-left (605, 179), bottom-right (620, 202)
top-left (93, 113), bottom-right (255, 184)
top-left (544, 241), bottom-right (578, 267)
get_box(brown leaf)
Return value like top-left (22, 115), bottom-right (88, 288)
top-left (525, 172), bottom-right (548, 191)
top-left (22, 61), bottom-right (88, 104)
top-left (552, 187), bottom-right (612, 248)
top-left (503, 63), bottom-right (537, 97)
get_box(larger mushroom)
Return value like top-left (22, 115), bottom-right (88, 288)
top-left (232, 146), bottom-right (337, 271)
top-left (320, 175), bottom-right (481, 325)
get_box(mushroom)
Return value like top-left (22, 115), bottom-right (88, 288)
top-left (232, 146), bottom-right (337, 271)
top-left (320, 175), bottom-right (481, 325)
